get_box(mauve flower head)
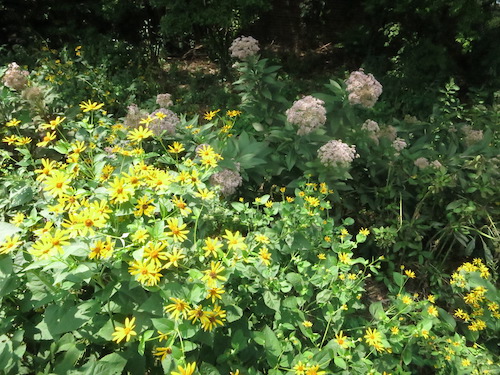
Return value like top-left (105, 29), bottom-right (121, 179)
top-left (21, 86), bottom-right (44, 102)
top-left (286, 95), bottom-right (327, 135)
top-left (229, 36), bottom-right (260, 60)
top-left (461, 125), bottom-right (483, 145)
top-left (149, 108), bottom-right (179, 136)
top-left (392, 137), bottom-right (407, 152)
top-left (124, 104), bottom-right (148, 129)
top-left (210, 168), bottom-right (243, 195)
top-left (318, 139), bottom-right (359, 168)
top-left (3, 62), bottom-right (29, 91)
top-left (156, 93), bottom-right (173, 108)
top-left (378, 125), bottom-right (398, 142)
top-left (414, 157), bottom-right (430, 169)
top-left (430, 160), bottom-right (443, 169)
top-left (345, 69), bottom-right (383, 108)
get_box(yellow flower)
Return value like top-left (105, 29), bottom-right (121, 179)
top-left (89, 238), bottom-right (113, 259)
top-left (171, 362), bottom-right (196, 375)
top-left (339, 228), bottom-right (349, 240)
top-left (390, 326), bottom-right (399, 335)
top-left (401, 295), bottom-right (413, 305)
top-left (427, 305), bottom-right (439, 317)
top-left (427, 294), bottom-right (436, 303)
top-left (201, 261), bottom-right (227, 288)
top-left (15, 136), bottom-right (32, 145)
top-left (165, 218), bottom-right (189, 242)
top-left (204, 109), bottom-right (220, 120)
top-left (206, 286), bottom-right (225, 303)
top-left (187, 305), bottom-right (209, 324)
top-left (43, 170), bottom-right (71, 197)
top-left (108, 176), bottom-right (135, 204)
top-left (359, 228), bottom-right (370, 236)
top-left (2, 135), bottom-right (19, 145)
top-left (302, 320), bottom-right (313, 328)
top-left (222, 230), bottom-right (247, 251)
top-left (338, 252), bottom-right (353, 264)
top-left (139, 115), bottom-right (154, 125)
top-left (172, 195), bottom-right (191, 216)
top-left (79, 100), bottom-right (104, 112)
top-left (41, 116), bottom-right (66, 130)
top-left (293, 361), bottom-right (307, 375)
top-left (10, 213), bottom-right (25, 226)
top-left (135, 195), bottom-right (155, 217)
top-left (203, 237), bottom-right (223, 257)
top-left (461, 358), bottom-right (471, 367)
top-left (6, 118), bottom-right (21, 127)
top-left (127, 126), bottom-right (154, 142)
top-left (154, 346), bottom-right (172, 361)
top-left (200, 304), bottom-right (226, 331)
top-left (37, 131), bottom-right (57, 147)
top-left (142, 241), bottom-right (168, 267)
top-left (168, 141), bottom-right (185, 154)
top-left (164, 297), bottom-right (191, 320)
top-left (111, 317), bottom-right (137, 343)
top-left (0, 235), bottom-right (23, 254)
top-left (259, 247), bottom-right (272, 266)
top-left (306, 365), bottom-right (326, 375)
top-left (165, 248), bottom-right (185, 268)
top-left (226, 110), bottom-right (241, 117)
top-left (132, 228), bottom-right (149, 244)
top-left (405, 269), bottom-right (416, 278)
top-left (128, 260), bottom-right (162, 286)
top-left (317, 253), bottom-right (326, 260)
top-left (335, 330), bottom-right (349, 348)
top-left (364, 327), bottom-right (384, 352)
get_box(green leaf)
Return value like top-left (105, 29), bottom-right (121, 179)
top-left (9, 185), bottom-right (33, 208)
top-left (0, 222), bottom-right (21, 243)
top-left (393, 272), bottom-right (404, 287)
top-left (369, 301), bottom-right (386, 320)
top-left (199, 362), bottom-right (221, 375)
top-left (402, 344), bottom-right (412, 365)
top-left (263, 291), bottom-right (281, 312)
top-left (438, 309), bottom-right (456, 330)
top-left (334, 356), bottom-right (347, 369)
top-left (262, 325), bottom-right (282, 367)
top-left (151, 318), bottom-right (175, 333)
top-left (316, 289), bottom-right (332, 304)
top-left (226, 304), bottom-right (243, 323)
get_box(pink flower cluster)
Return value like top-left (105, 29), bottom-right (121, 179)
top-left (345, 69), bottom-right (383, 108)
top-left (210, 169), bottom-right (243, 195)
top-left (2, 62), bottom-right (29, 91)
top-left (318, 139), bottom-right (359, 168)
top-left (229, 36), bottom-right (260, 60)
top-left (286, 95), bottom-right (327, 135)
top-left (414, 157), bottom-right (443, 170)
top-left (156, 93), bottom-right (173, 108)
top-left (462, 125), bottom-right (483, 145)
top-left (149, 109), bottom-right (179, 136)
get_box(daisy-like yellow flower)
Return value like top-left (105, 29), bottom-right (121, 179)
top-left (401, 295), bottom-right (413, 305)
top-left (108, 176), bottom-right (135, 204)
top-left (154, 346), bottom-right (172, 361)
top-left (79, 100), bottom-right (104, 112)
top-left (171, 362), bottom-right (196, 375)
top-left (405, 269), bottom-right (416, 278)
top-left (127, 126), bottom-right (153, 142)
top-left (163, 248), bottom-right (186, 269)
top-left (111, 317), bottom-right (137, 343)
top-left (165, 218), bottom-right (189, 242)
top-left (226, 110), bottom-right (241, 117)
top-left (258, 246), bottom-right (272, 266)
top-left (2, 135), bottom-right (19, 145)
top-left (6, 118), bottom-right (21, 127)
top-left (15, 136), bottom-right (32, 146)
top-left (304, 196), bottom-right (320, 207)
top-left (359, 228), bottom-right (370, 236)
top-left (34, 158), bottom-right (57, 181)
top-left (129, 260), bottom-right (162, 286)
top-left (338, 252), bottom-right (353, 264)
top-left (89, 237), bottom-right (113, 259)
top-left (194, 187), bottom-right (215, 200)
top-left (0, 235), bottom-right (22, 254)
top-left (172, 196), bottom-right (191, 216)
top-left (37, 131), bottom-right (57, 147)
top-left (139, 115), bottom-right (154, 126)
top-left (302, 320), bottom-right (313, 328)
top-left (200, 304), bottom-right (226, 332)
top-left (427, 305), bottom-right (439, 317)
top-left (222, 229), bottom-right (247, 251)
top-left (134, 195), bottom-right (155, 217)
top-left (164, 297), bottom-right (191, 320)
top-left (364, 327), bottom-right (384, 352)
top-left (43, 170), bottom-right (72, 197)
top-left (132, 228), bottom-right (149, 244)
top-left (293, 361), bottom-right (307, 375)
top-left (143, 241), bottom-right (168, 267)
top-left (168, 141), bottom-right (185, 154)
top-left (206, 286), bottom-right (225, 303)
top-left (10, 212), bottom-right (25, 226)
top-left (306, 365), bottom-right (326, 375)
top-left (390, 326), bottom-right (399, 335)
top-left (255, 234), bottom-right (270, 244)
top-left (201, 261), bottom-right (227, 288)
top-left (187, 304), bottom-right (209, 324)
top-left (203, 109), bottom-right (220, 121)
top-left (339, 228), bottom-right (349, 240)
top-left (335, 331), bottom-right (349, 349)
top-left (317, 253), bottom-right (326, 260)
top-left (202, 237), bottom-right (223, 257)
top-left (40, 116), bottom-right (66, 130)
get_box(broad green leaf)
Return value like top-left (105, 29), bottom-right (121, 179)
top-left (263, 291), bottom-right (280, 312)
